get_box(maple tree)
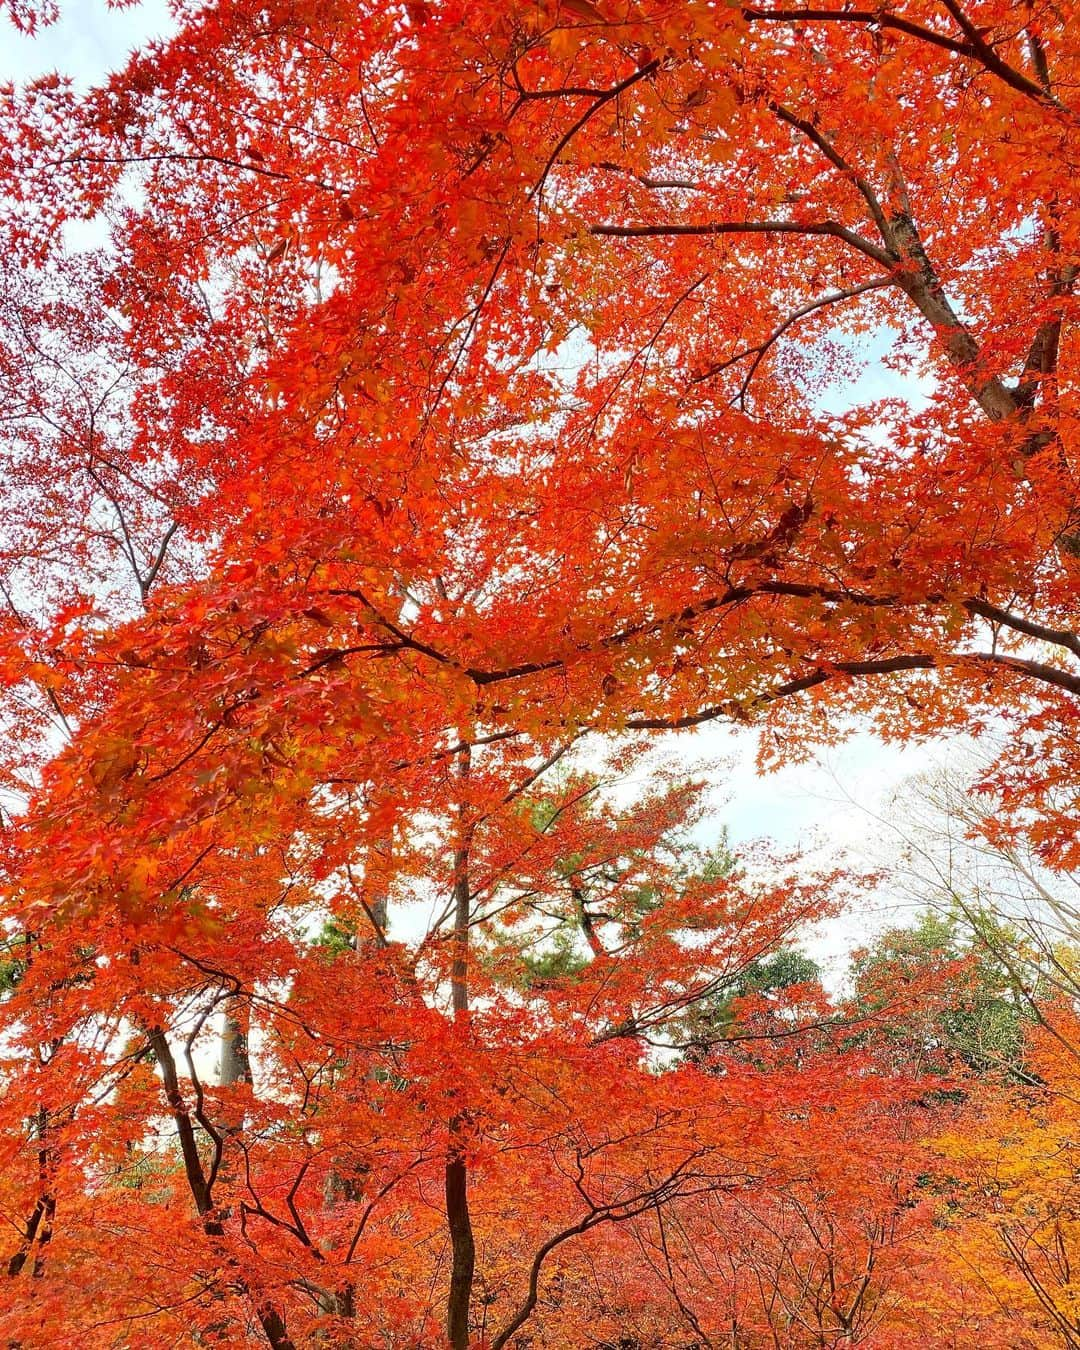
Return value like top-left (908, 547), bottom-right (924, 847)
top-left (0, 0), bottom-right (1078, 1344)
top-left (927, 1003), bottom-right (1080, 1347)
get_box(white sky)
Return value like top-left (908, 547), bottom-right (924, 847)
top-left (1, 0), bottom-right (172, 87)
top-left (1, 1), bottom-right (961, 977)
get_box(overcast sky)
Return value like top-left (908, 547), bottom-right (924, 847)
top-left (2, 0), bottom-right (173, 87)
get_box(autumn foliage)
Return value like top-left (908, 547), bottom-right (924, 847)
top-left (0, 0), bottom-right (1078, 1344)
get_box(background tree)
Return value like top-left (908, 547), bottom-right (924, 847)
top-left (848, 908), bottom-right (1034, 1079)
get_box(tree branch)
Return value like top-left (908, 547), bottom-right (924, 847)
top-left (743, 6), bottom-right (1069, 111)
top-left (692, 277), bottom-right (894, 395)
top-left (768, 103), bottom-right (893, 242)
top-left (531, 59), bottom-right (660, 202)
top-left (589, 218), bottom-right (895, 269)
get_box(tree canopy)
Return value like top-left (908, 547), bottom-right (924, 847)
top-left (0, 0), bottom-right (1078, 1344)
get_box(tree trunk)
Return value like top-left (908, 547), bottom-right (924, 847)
top-left (445, 1136), bottom-right (475, 1350)
top-left (446, 746), bottom-right (475, 1350)
top-left (217, 1004), bottom-right (252, 1089)
top-left (149, 1026), bottom-right (297, 1350)
top-left (7, 1108), bottom-right (53, 1279)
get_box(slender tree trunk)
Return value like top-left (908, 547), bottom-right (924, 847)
top-left (217, 1004), bottom-right (252, 1090)
top-left (149, 1026), bottom-right (297, 1350)
top-left (311, 856), bottom-right (394, 1330)
top-left (367, 891), bottom-right (389, 940)
top-left (7, 1107), bottom-right (53, 1278)
top-left (446, 746), bottom-right (475, 1350)
top-left (445, 1138), bottom-right (475, 1350)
